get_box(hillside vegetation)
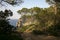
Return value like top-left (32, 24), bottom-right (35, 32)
top-left (17, 6), bottom-right (60, 36)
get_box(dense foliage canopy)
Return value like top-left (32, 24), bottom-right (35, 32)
top-left (0, 0), bottom-right (23, 6)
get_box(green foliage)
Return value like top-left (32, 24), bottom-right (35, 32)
top-left (0, 9), bottom-right (13, 19)
top-left (0, 9), bottom-right (14, 34)
top-left (17, 6), bottom-right (54, 31)
top-left (0, 20), bottom-right (12, 34)
top-left (46, 0), bottom-right (60, 5)
top-left (18, 8), bottom-right (28, 13)
top-left (30, 7), bottom-right (41, 14)
top-left (17, 24), bottom-right (34, 32)
top-left (46, 26), bottom-right (60, 36)
top-left (0, 0), bottom-right (23, 5)
top-left (0, 9), bottom-right (23, 40)
top-left (17, 6), bottom-right (60, 36)
top-left (18, 26), bottom-right (29, 32)
top-left (32, 30), bottom-right (45, 35)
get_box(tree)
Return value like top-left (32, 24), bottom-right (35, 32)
top-left (18, 8), bottom-right (29, 16)
top-left (0, 0), bottom-right (23, 6)
top-left (46, 0), bottom-right (60, 26)
top-left (0, 9), bottom-right (13, 34)
top-left (46, 0), bottom-right (60, 15)
top-left (46, 0), bottom-right (60, 5)
top-left (30, 7), bottom-right (41, 14)
top-left (46, 0), bottom-right (60, 36)
top-left (18, 8), bottom-right (30, 23)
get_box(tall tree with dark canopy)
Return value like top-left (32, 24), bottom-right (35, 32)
top-left (46, 0), bottom-right (60, 36)
top-left (0, 0), bottom-right (23, 6)
top-left (0, 9), bottom-right (13, 34)
top-left (46, 0), bottom-right (60, 25)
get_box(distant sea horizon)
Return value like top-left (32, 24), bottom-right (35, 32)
top-left (9, 19), bottom-right (18, 27)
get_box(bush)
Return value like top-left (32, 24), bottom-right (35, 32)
top-left (0, 33), bottom-right (23, 40)
top-left (32, 30), bottom-right (45, 35)
top-left (46, 25), bottom-right (60, 36)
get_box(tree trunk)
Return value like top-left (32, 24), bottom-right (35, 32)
top-left (53, 4), bottom-right (57, 25)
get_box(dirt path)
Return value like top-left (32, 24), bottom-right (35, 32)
top-left (21, 32), bottom-right (60, 40)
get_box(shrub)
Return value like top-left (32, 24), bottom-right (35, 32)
top-left (46, 24), bottom-right (60, 36)
top-left (32, 30), bottom-right (45, 35)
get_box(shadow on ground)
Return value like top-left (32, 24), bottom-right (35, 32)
top-left (0, 31), bottom-right (23, 40)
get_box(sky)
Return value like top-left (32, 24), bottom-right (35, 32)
top-left (0, 0), bottom-right (50, 19)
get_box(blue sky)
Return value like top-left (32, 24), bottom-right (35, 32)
top-left (0, 0), bottom-right (50, 19)
top-left (15, 0), bottom-right (50, 10)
